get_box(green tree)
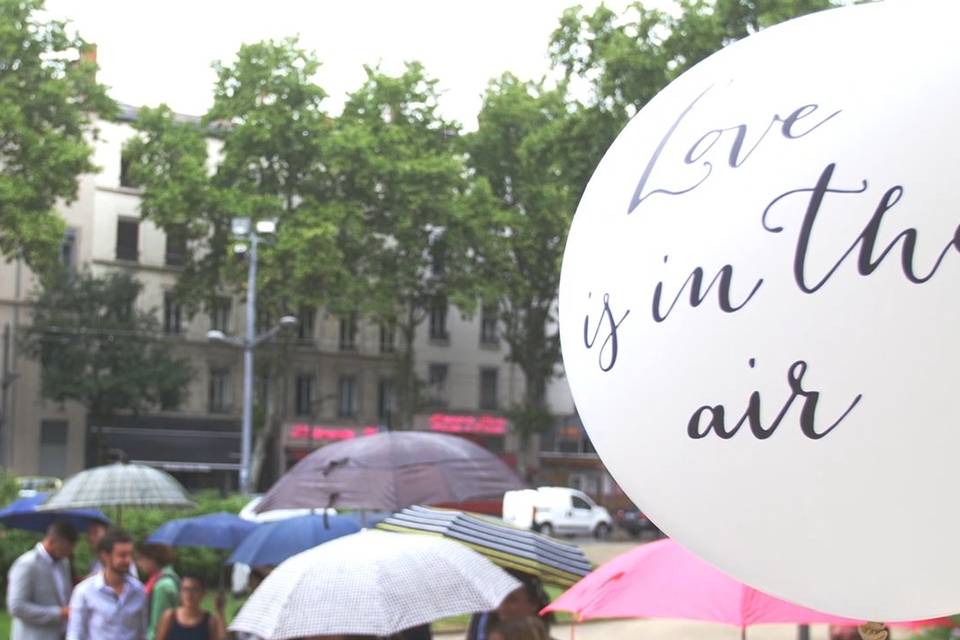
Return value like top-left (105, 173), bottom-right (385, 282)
top-left (0, 0), bottom-right (114, 274)
top-left (465, 75), bottom-right (583, 472)
top-left (549, 0), bottom-right (838, 191)
top-left (20, 270), bottom-right (193, 463)
top-left (335, 62), bottom-right (476, 428)
top-left (125, 38), bottom-right (355, 488)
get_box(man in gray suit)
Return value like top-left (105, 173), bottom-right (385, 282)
top-left (7, 521), bottom-right (77, 640)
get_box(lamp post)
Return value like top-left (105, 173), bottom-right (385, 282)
top-left (207, 217), bottom-right (296, 494)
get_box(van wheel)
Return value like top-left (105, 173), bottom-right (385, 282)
top-left (594, 523), bottom-right (611, 540)
top-left (538, 522), bottom-right (554, 537)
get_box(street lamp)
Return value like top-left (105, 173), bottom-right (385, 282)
top-left (207, 216), bottom-right (295, 494)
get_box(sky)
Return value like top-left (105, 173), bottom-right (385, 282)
top-left (43, 0), bottom-right (651, 130)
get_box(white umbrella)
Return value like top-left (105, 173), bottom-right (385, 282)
top-left (229, 529), bottom-right (521, 639)
top-left (38, 462), bottom-right (194, 522)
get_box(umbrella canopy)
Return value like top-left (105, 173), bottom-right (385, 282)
top-left (229, 529), bottom-right (521, 639)
top-left (543, 539), bottom-right (862, 627)
top-left (254, 431), bottom-right (526, 513)
top-left (37, 462), bottom-right (195, 510)
top-left (147, 512), bottom-right (257, 550)
top-left (377, 505), bottom-right (591, 587)
top-left (0, 492), bottom-right (111, 533)
top-left (227, 513), bottom-right (359, 567)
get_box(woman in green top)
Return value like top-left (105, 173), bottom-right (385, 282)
top-left (138, 543), bottom-right (181, 640)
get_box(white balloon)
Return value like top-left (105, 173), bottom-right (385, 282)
top-left (559, 1), bottom-right (960, 621)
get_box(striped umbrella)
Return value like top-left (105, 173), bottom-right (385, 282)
top-left (37, 462), bottom-right (194, 523)
top-left (376, 505), bottom-right (592, 587)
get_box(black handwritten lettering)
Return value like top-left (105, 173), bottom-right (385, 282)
top-left (652, 256), bottom-right (763, 322)
top-left (764, 163), bottom-right (960, 293)
top-left (687, 359), bottom-right (862, 440)
top-left (583, 293), bottom-right (631, 372)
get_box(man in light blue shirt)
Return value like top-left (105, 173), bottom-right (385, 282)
top-left (67, 528), bottom-right (147, 640)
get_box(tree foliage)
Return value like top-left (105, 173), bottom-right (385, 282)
top-left (20, 270), bottom-right (193, 422)
top-left (466, 75), bottom-right (581, 450)
top-left (0, 0), bottom-right (114, 274)
top-left (126, 38), bottom-right (352, 316)
top-left (335, 62), bottom-right (477, 427)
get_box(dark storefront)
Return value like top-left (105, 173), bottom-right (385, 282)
top-left (87, 415), bottom-right (241, 492)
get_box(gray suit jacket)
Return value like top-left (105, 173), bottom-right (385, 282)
top-left (7, 546), bottom-right (71, 640)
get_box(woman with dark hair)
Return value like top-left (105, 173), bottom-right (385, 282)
top-left (466, 573), bottom-right (553, 640)
top-left (137, 542), bottom-right (180, 640)
top-left (155, 574), bottom-right (225, 640)
top-left (488, 616), bottom-right (550, 640)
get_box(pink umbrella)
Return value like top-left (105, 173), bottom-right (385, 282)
top-left (543, 539), bottom-right (861, 637)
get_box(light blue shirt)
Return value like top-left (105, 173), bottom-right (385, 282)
top-left (66, 571), bottom-right (147, 640)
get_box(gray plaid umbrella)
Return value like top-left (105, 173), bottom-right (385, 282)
top-left (38, 462), bottom-right (194, 512)
top-left (229, 529), bottom-right (521, 640)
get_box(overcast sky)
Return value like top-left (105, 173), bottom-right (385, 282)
top-left (43, 0), bottom-right (653, 129)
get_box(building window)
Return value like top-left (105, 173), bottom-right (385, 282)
top-left (61, 228), bottom-right (77, 274)
top-left (115, 219), bottom-right (139, 262)
top-left (295, 374), bottom-right (315, 417)
top-left (38, 420), bottom-right (67, 478)
top-left (298, 306), bottom-right (315, 341)
top-left (119, 147), bottom-right (135, 188)
top-left (480, 304), bottom-right (498, 345)
top-left (479, 367), bottom-right (499, 411)
top-left (378, 378), bottom-right (395, 423)
top-left (208, 368), bottom-right (230, 414)
top-left (163, 292), bottom-right (183, 334)
top-left (429, 296), bottom-right (448, 341)
top-left (210, 297), bottom-right (231, 333)
top-left (165, 225), bottom-right (187, 267)
top-left (256, 309), bottom-right (273, 334)
top-left (379, 323), bottom-right (395, 354)
top-left (427, 363), bottom-right (448, 406)
top-left (338, 375), bottom-right (356, 418)
top-left (339, 313), bottom-right (357, 351)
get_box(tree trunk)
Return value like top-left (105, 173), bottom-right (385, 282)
top-left (394, 318), bottom-right (418, 429)
top-left (515, 374), bottom-right (548, 482)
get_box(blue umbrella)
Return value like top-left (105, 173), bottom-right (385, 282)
top-left (228, 513), bottom-right (360, 567)
top-left (0, 492), bottom-right (111, 533)
top-left (147, 512), bottom-right (257, 550)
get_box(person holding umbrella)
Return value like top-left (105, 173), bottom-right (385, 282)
top-left (137, 543), bottom-right (180, 640)
top-left (466, 573), bottom-right (553, 640)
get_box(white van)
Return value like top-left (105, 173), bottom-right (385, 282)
top-left (502, 487), bottom-right (613, 538)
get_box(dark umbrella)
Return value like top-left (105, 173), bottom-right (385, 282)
top-left (0, 492), bottom-right (111, 533)
top-left (227, 513), bottom-right (360, 567)
top-left (254, 431), bottom-right (526, 513)
top-left (147, 512), bottom-right (256, 550)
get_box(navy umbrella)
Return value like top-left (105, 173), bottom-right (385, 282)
top-left (228, 513), bottom-right (359, 567)
top-left (0, 492), bottom-right (111, 533)
top-left (147, 512), bottom-right (257, 550)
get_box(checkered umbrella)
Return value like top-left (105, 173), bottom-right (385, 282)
top-left (37, 462), bottom-right (195, 511)
top-left (377, 505), bottom-right (592, 587)
top-left (229, 530), bottom-right (521, 640)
